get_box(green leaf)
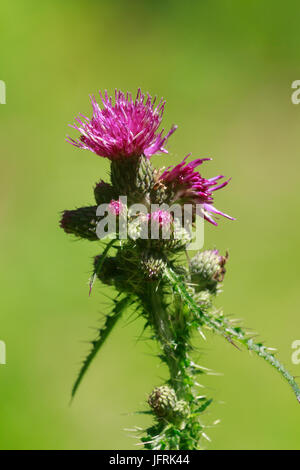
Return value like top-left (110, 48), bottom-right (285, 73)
top-left (71, 295), bottom-right (131, 400)
top-left (194, 399), bottom-right (213, 414)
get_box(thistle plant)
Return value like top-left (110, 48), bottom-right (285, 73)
top-left (60, 89), bottom-right (300, 450)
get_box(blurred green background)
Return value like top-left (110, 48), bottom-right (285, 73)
top-left (0, 0), bottom-right (299, 450)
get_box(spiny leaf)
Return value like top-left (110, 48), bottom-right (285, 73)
top-left (194, 398), bottom-right (213, 414)
top-left (164, 266), bottom-right (300, 404)
top-left (71, 296), bottom-right (131, 400)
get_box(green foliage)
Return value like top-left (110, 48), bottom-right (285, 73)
top-left (63, 150), bottom-right (299, 449)
top-left (71, 295), bottom-right (131, 399)
top-left (164, 266), bottom-right (300, 403)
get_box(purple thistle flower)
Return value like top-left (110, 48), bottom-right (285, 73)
top-left (108, 199), bottom-right (124, 216)
top-left (149, 209), bottom-right (172, 227)
top-left (67, 89), bottom-right (177, 161)
top-left (159, 155), bottom-right (235, 226)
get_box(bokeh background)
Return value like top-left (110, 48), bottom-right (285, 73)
top-left (0, 0), bottom-right (299, 450)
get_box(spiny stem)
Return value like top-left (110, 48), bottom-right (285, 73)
top-left (143, 282), bottom-right (180, 391)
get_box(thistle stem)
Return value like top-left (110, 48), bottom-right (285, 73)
top-left (145, 282), bottom-right (190, 399)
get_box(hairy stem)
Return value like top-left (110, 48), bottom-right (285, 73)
top-left (143, 281), bottom-right (194, 401)
top-left (145, 283), bottom-right (179, 389)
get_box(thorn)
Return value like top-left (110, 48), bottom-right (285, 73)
top-left (194, 382), bottom-right (205, 388)
top-left (226, 336), bottom-right (241, 350)
top-left (88, 274), bottom-right (96, 296)
top-left (198, 328), bottom-right (207, 341)
top-left (202, 432), bottom-right (211, 442)
top-left (190, 362), bottom-right (212, 371)
top-left (135, 440), bottom-right (152, 446)
top-left (213, 419), bottom-right (221, 425)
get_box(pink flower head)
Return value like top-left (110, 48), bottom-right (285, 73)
top-left (149, 209), bottom-right (172, 227)
top-left (67, 89), bottom-right (177, 161)
top-left (159, 155), bottom-right (234, 226)
top-left (108, 199), bottom-right (124, 216)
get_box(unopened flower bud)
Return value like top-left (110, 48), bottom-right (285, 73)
top-left (110, 155), bottom-right (154, 203)
top-left (193, 289), bottom-right (212, 308)
top-left (141, 252), bottom-right (166, 280)
top-left (190, 250), bottom-right (228, 293)
top-left (60, 206), bottom-right (99, 241)
top-left (148, 386), bottom-right (177, 420)
top-left (174, 400), bottom-right (190, 420)
top-left (94, 180), bottom-right (116, 205)
top-left (172, 219), bottom-right (192, 248)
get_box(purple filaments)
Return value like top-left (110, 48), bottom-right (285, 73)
top-left (108, 199), bottom-right (124, 216)
top-left (159, 155), bottom-right (234, 226)
top-left (149, 210), bottom-right (172, 227)
top-left (67, 89), bottom-right (177, 161)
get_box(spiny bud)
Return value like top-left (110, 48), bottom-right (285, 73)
top-left (130, 213), bottom-right (190, 254)
top-left (190, 250), bottom-right (228, 293)
top-left (193, 290), bottom-right (212, 308)
top-left (100, 248), bottom-right (144, 295)
top-left (141, 252), bottom-right (166, 280)
top-left (172, 219), bottom-right (192, 248)
top-left (145, 232), bottom-right (190, 254)
top-left (148, 386), bottom-right (177, 420)
top-left (174, 400), bottom-right (190, 420)
top-left (60, 206), bottom-right (99, 241)
top-left (110, 155), bottom-right (154, 204)
top-left (94, 180), bottom-right (116, 205)
top-left (150, 172), bottom-right (175, 205)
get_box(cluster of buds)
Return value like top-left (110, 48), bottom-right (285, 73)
top-left (61, 89), bottom-right (232, 247)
